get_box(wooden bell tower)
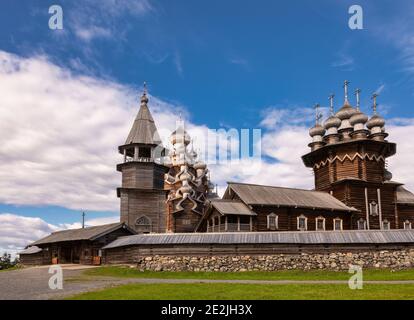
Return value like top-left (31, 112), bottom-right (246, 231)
top-left (117, 84), bottom-right (169, 233)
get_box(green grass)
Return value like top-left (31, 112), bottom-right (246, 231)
top-left (84, 266), bottom-right (414, 281)
top-left (68, 283), bottom-right (414, 300)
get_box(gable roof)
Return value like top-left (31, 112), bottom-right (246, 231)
top-left (125, 103), bottom-right (162, 145)
top-left (397, 186), bottom-right (414, 205)
top-left (210, 199), bottom-right (256, 216)
top-left (225, 182), bottom-right (357, 212)
top-left (31, 223), bottom-right (134, 246)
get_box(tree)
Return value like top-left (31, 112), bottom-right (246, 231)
top-left (0, 252), bottom-right (13, 270)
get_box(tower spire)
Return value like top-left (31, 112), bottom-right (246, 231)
top-left (328, 94), bottom-right (335, 115)
top-left (343, 80), bottom-right (350, 104)
top-left (355, 88), bottom-right (361, 111)
top-left (371, 93), bottom-right (379, 114)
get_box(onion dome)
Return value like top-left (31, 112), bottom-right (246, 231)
top-left (335, 103), bottom-right (358, 120)
top-left (170, 126), bottom-right (191, 145)
top-left (324, 115), bottom-right (341, 130)
top-left (349, 111), bottom-right (368, 126)
top-left (194, 161), bottom-right (207, 170)
top-left (309, 124), bottom-right (325, 137)
top-left (366, 114), bottom-right (385, 130)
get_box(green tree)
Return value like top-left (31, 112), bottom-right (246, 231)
top-left (0, 252), bottom-right (13, 270)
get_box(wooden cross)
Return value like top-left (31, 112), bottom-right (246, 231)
top-left (328, 94), bottom-right (335, 115)
top-left (354, 88), bottom-right (361, 110)
top-left (371, 93), bottom-right (379, 114)
top-left (343, 80), bottom-right (350, 102)
top-left (314, 104), bottom-right (322, 124)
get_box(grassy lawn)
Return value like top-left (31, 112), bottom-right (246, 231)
top-left (68, 283), bottom-right (414, 300)
top-left (84, 266), bottom-right (414, 281)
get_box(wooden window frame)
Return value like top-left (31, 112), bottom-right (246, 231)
top-left (267, 213), bottom-right (278, 230)
top-left (315, 216), bottom-right (326, 231)
top-left (357, 218), bottom-right (366, 230)
top-left (333, 218), bottom-right (343, 231)
top-left (297, 215), bottom-right (308, 231)
top-left (382, 219), bottom-right (390, 230)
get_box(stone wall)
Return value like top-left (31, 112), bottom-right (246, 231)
top-left (135, 250), bottom-right (414, 271)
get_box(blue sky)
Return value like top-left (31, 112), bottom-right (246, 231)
top-left (1, 0), bottom-right (414, 251)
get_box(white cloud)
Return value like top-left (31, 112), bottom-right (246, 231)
top-left (69, 0), bottom-right (153, 42)
top-left (0, 50), bottom-right (181, 211)
top-left (0, 214), bottom-right (58, 258)
top-left (0, 213), bottom-right (119, 258)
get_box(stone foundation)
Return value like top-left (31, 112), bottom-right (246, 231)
top-left (135, 250), bottom-right (414, 271)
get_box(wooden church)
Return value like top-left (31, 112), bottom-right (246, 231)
top-left (118, 81), bottom-right (414, 234)
top-left (21, 80), bottom-right (414, 265)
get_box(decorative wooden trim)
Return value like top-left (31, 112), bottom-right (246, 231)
top-left (313, 153), bottom-right (385, 169)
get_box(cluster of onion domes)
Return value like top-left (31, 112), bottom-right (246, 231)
top-left (308, 82), bottom-right (388, 150)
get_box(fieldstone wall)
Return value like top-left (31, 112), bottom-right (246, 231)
top-left (135, 250), bottom-right (414, 271)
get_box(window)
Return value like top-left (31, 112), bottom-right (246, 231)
top-left (138, 147), bottom-right (151, 158)
top-left (333, 218), bottom-right (343, 231)
top-left (267, 213), bottom-right (278, 230)
top-left (315, 217), bottom-right (325, 231)
top-left (404, 220), bottom-right (412, 230)
top-left (136, 215), bottom-right (152, 234)
top-left (369, 201), bottom-right (378, 216)
top-left (382, 219), bottom-right (390, 230)
top-left (357, 218), bottom-right (366, 230)
top-left (297, 215), bottom-right (308, 231)
top-left (182, 219), bottom-right (191, 225)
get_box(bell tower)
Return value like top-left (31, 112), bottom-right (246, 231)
top-left (117, 84), bottom-right (169, 233)
top-left (302, 81), bottom-right (398, 230)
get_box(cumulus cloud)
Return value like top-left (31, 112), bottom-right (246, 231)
top-left (0, 214), bottom-right (58, 258)
top-left (0, 213), bottom-right (119, 257)
top-left (0, 50), bottom-right (181, 211)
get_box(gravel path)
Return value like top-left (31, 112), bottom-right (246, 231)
top-left (0, 265), bottom-right (129, 300)
top-left (2, 265), bottom-right (414, 300)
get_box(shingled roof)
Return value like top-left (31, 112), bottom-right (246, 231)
top-left (103, 229), bottom-right (414, 249)
top-left (31, 223), bottom-right (133, 246)
top-left (210, 199), bottom-right (256, 216)
top-left (396, 186), bottom-right (414, 205)
top-left (125, 98), bottom-right (162, 146)
top-left (225, 182), bottom-right (357, 212)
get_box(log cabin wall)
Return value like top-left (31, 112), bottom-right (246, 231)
top-left (202, 205), bottom-right (351, 232)
top-left (173, 200), bottom-right (203, 233)
top-left (119, 189), bottom-right (167, 233)
top-left (398, 205), bottom-right (414, 229)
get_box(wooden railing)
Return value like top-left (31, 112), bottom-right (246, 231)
top-left (207, 223), bottom-right (251, 232)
